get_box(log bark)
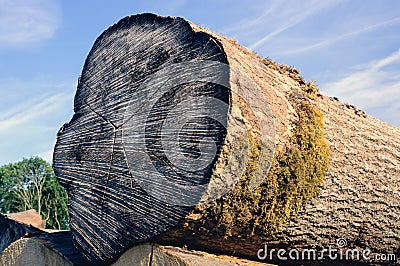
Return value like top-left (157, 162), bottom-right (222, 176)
top-left (53, 13), bottom-right (400, 265)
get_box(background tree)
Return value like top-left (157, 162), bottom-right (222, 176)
top-left (0, 157), bottom-right (69, 230)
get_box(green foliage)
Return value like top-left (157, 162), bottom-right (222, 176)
top-left (187, 95), bottom-right (330, 239)
top-left (0, 156), bottom-right (69, 230)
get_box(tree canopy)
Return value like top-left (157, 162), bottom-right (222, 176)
top-left (0, 156), bottom-right (69, 230)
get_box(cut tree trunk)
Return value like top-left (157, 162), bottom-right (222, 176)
top-left (53, 13), bottom-right (400, 265)
top-left (53, 13), bottom-right (277, 265)
top-left (0, 238), bottom-right (73, 266)
top-left (0, 217), bottom-right (273, 266)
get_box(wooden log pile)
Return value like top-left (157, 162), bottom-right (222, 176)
top-left (13, 12), bottom-right (398, 265)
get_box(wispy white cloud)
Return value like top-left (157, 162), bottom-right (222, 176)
top-left (0, 93), bottom-right (67, 131)
top-left (0, 80), bottom-right (74, 165)
top-left (281, 17), bottom-right (400, 55)
top-left (249, 0), bottom-right (338, 50)
top-left (222, 2), bottom-right (280, 36)
top-left (0, 0), bottom-right (61, 46)
top-left (322, 49), bottom-right (400, 126)
top-left (373, 49), bottom-right (400, 69)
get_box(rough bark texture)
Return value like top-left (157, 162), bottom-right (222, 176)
top-left (156, 95), bottom-right (400, 265)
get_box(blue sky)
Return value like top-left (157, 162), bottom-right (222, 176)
top-left (0, 0), bottom-right (399, 165)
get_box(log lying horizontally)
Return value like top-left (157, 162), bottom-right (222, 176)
top-left (156, 96), bottom-right (400, 265)
top-left (53, 13), bottom-right (400, 265)
top-left (53, 13), bottom-right (278, 264)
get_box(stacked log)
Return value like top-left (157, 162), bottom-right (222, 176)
top-left (0, 218), bottom-right (270, 266)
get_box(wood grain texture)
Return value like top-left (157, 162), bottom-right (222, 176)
top-left (0, 231), bottom-right (273, 266)
top-left (156, 95), bottom-right (400, 264)
top-left (53, 13), bottom-right (235, 264)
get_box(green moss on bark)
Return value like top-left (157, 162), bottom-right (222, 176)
top-left (185, 88), bottom-right (330, 239)
top-left (255, 99), bottom-right (330, 234)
